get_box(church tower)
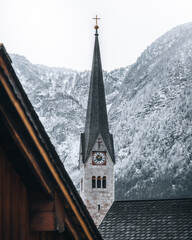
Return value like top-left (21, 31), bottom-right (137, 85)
top-left (79, 17), bottom-right (115, 227)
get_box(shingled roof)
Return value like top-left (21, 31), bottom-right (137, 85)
top-left (99, 199), bottom-right (192, 240)
top-left (81, 30), bottom-right (115, 163)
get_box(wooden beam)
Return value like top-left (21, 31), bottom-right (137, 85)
top-left (64, 217), bottom-right (80, 240)
top-left (55, 192), bottom-right (65, 233)
top-left (30, 212), bottom-right (55, 232)
top-left (30, 192), bottom-right (55, 212)
top-left (29, 191), bottom-right (55, 232)
top-left (0, 106), bottom-right (52, 197)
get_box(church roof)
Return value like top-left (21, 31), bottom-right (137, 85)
top-left (82, 29), bottom-right (115, 163)
top-left (99, 199), bottom-right (192, 240)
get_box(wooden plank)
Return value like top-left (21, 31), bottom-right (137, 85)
top-left (49, 232), bottom-right (56, 240)
top-left (0, 148), bottom-right (4, 240)
top-left (15, 171), bottom-right (19, 240)
top-left (0, 148), bottom-right (3, 193)
top-left (46, 233), bottom-right (52, 240)
top-left (3, 152), bottom-right (11, 240)
top-left (29, 231), bottom-right (39, 240)
top-left (57, 233), bottom-right (67, 240)
top-left (30, 212), bottom-right (55, 231)
top-left (10, 166), bottom-right (16, 240)
top-left (40, 232), bottom-right (46, 240)
top-left (29, 190), bottom-right (57, 232)
top-left (18, 182), bottom-right (26, 240)
top-left (25, 187), bottom-right (30, 240)
top-left (0, 193), bottom-right (2, 240)
top-left (11, 166), bottom-right (20, 240)
top-left (55, 192), bottom-right (65, 233)
top-left (29, 192), bottom-right (54, 212)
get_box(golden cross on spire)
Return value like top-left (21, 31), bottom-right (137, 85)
top-left (93, 15), bottom-right (100, 25)
top-left (93, 15), bottom-right (100, 29)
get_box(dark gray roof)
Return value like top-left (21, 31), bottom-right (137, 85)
top-left (99, 199), bottom-right (192, 240)
top-left (81, 31), bottom-right (115, 164)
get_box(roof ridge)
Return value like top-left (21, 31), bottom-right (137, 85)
top-left (115, 197), bottom-right (192, 202)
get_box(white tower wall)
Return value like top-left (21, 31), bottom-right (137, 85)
top-left (80, 135), bottom-right (114, 226)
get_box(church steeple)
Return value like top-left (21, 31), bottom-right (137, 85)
top-left (79, 19), bottom-right (115, 227)
top-left (81, 20), bottom-right (115, 164)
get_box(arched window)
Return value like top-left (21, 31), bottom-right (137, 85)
top-left (92, 176), bottom-right (96, 188)
top-left (97, 176), bottom-right (101, 188)
top-left (102, 176), bottom-right (106, 188)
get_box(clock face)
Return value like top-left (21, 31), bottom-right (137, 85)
top-left (93, 152), bottom-right (106, 165)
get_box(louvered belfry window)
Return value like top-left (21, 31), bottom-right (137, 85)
top-left (97, 176), bottom-right (101, 188)
top-left (102, 176), bottom-right (106, 188)
top-left (92, 176), bottom-right (96, 188)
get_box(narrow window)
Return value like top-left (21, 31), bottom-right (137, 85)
top-left (97, 176), bottom-right (101, 188)
top-left (81, 178), bottom-right (83, 191)
top-left (98, 204), bottom-right (100, 211)
top-left (102, 176), bottom-right (106, 188)
top-left (92, 176), bottom-right (96, 188)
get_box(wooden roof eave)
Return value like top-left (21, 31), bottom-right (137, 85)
top-left (0, 45), bottom-right (103, 240)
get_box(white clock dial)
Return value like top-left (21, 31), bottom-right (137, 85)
top-left (93, 152), bottom-right (105, 165)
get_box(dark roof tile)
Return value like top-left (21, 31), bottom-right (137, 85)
top-left (99, 199), bottom-right (192, 240)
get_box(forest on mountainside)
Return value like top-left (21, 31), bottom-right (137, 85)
top-left (11, 22), bottom-right (192, 200)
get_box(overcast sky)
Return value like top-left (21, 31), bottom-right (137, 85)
top-left (1, 0), bottom-right (192, 71)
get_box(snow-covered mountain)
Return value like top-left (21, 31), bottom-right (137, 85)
top-left (11, 22), bottom-right (192, 200)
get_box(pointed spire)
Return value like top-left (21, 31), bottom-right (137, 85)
top-left (81, 21), bottom-right (115, 163)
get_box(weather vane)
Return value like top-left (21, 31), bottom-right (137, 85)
top-left (93, 15), bottom-right (100, 29)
